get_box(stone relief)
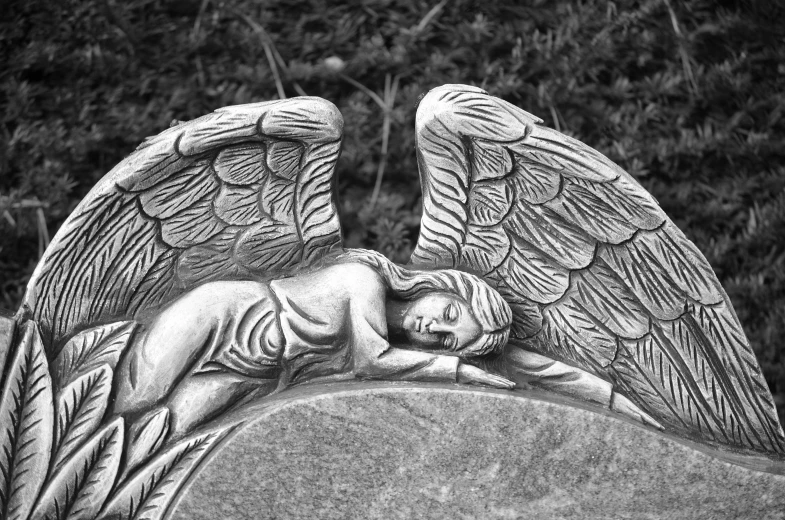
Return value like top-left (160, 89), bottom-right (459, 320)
top-left (1, 84), bottom-right (783, 520)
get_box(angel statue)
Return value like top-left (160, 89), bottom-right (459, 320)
top-left (1, 85), bottom-right (783, 520)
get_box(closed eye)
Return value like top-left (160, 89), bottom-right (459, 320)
top-left (444, 303), bottom-right (457, 322)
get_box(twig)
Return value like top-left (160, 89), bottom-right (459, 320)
top-left (336, 72), bottom-right (400, 208)
top-left (103, 0), bottom-right (137, 54)
top-left (227, 8), bottom-right (286, 99)
top-left (414, 0), bottom-right (448, 35)
top-left (268, 43), bottom-right (308, 96)
top-left (662, 0), bottom-right (698, 98)
top-left (370, 74), bottom-right (400, 209)
top-left (194, 55), bottom-right (206, 88)
top-left (36, 208), bottom-right (49, 258)
top-left (549, 105), bottom-right (561, 133)
top-left (338, 73), bottom-right (387, 110)
top-left (292, 83), bottom-right (308, 97)
top-left (191, 0), bottom-right (211, 42)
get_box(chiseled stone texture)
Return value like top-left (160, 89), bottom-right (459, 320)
top-left (172, 384), bottom-right (785, 520)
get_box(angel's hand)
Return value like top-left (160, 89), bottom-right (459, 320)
top-left (610, 391), bottom-right (664, 430)
top-left (457, 363), bottom-right (515, 389)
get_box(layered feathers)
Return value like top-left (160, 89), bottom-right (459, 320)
top-left (411, 84), bottom-right (785, 453)
top-left (23, 98), bottom-right (344, 356)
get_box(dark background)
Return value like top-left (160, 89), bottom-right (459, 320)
top-left (1, 0), bottom-right (784, 419)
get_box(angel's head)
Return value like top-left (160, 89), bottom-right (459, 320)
top-left (334, 249), bottom-right (512, 357)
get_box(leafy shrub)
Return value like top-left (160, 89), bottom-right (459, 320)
top-left (1, 0), bottom-right (783, 419)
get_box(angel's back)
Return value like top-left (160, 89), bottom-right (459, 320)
top-left (271, 262), bottom-right (387, 345)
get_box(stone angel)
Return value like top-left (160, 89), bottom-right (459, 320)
top-left (5, 86), bottom-right (784, 484)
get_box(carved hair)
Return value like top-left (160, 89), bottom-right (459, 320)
top-left (332, 249), bottom-right (512, 357)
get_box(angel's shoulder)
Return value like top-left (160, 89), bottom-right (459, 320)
top-left (318, 262), bottom-right (385, 297)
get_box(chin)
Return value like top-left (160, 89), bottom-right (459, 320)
top-left (402, 314), bottom-right (414, 332)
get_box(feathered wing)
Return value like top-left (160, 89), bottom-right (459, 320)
top-left (23, 97), bottom-right (344, 357)
top-left (411, 84), bottom-right (785, 453)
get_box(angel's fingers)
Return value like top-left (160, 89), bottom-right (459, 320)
top-left (484, 373), bottom-right (516, 389)
top-left (638, 409), bottom-right (664, 431)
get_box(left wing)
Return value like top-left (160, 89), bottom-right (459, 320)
top-left (22, 98), bottom-right (344, 357)
top-left (411, 84), bottom-right (784, 454)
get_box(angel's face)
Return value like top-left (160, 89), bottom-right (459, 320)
top-left (402, 292), bottom-right (482, 352)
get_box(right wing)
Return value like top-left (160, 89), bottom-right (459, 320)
top-left (23, 98), bottom-right (344, 356)
top-left (411, 84), bottom-right (784, 453)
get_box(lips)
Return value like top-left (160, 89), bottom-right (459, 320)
top-left (416, 316), bottom-right (423, 332)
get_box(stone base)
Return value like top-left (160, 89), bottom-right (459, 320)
top-left (171, 383), bottom-right (785, 520)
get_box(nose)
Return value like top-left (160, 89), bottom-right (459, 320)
top-left (428, 320), bottom-right (450, 334)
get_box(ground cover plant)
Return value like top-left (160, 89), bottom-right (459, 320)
top-left (1, 0), bottom-right (784, 420)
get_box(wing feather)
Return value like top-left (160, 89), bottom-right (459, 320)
top-left (24, 98), bottom-right (344, 355)
top-left (212, 143), bottom-right (268, 185)
top-left (214, 184), bottom-right (264, 225)
top-left (503, 203), bottom-right (596, 270)
top-left (469, 180), bottom-right (513, 226)
top-left (411, 84), bottom-right (784, 453)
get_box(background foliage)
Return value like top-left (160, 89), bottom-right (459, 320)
top-left (1, 0), bottom-right (784, 418)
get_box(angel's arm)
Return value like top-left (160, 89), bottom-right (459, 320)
top-left (507, 349), bottom-right (661, 429)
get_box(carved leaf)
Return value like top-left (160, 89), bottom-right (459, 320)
top-left (469, 180), bottom-right (513, 227)
top-left (32, 418), bottom-right (124, 520)
top-left (0, 322), bottom-right (53, 520)
top-left (52, 365), bottom-right (113, 474)
top-left (53, 321), bottom-right (135, 388)
top-left (213, 143), bottom-right (268, 185)
top-left (101, 428), bottom-right (233, 520)
top-left (124, 407), bottom-right (171, 477)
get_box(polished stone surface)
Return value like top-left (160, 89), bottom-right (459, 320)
top-left (171, 384), bottom-right (785, 520)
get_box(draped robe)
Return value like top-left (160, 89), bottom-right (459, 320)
top-left (113, 263), bottom-right (459, 433)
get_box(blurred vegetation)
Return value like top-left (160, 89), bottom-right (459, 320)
top-left (1, 0), bottom-right (784, 417)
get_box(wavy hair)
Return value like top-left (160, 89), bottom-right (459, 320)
top-left (330, 249), bottom-right (512, 357)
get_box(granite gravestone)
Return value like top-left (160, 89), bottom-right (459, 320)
top-left (1, 85), bottom-right (783, 520)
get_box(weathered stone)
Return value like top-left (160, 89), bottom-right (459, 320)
top-left (172, 384), bottom-right (785, 520)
